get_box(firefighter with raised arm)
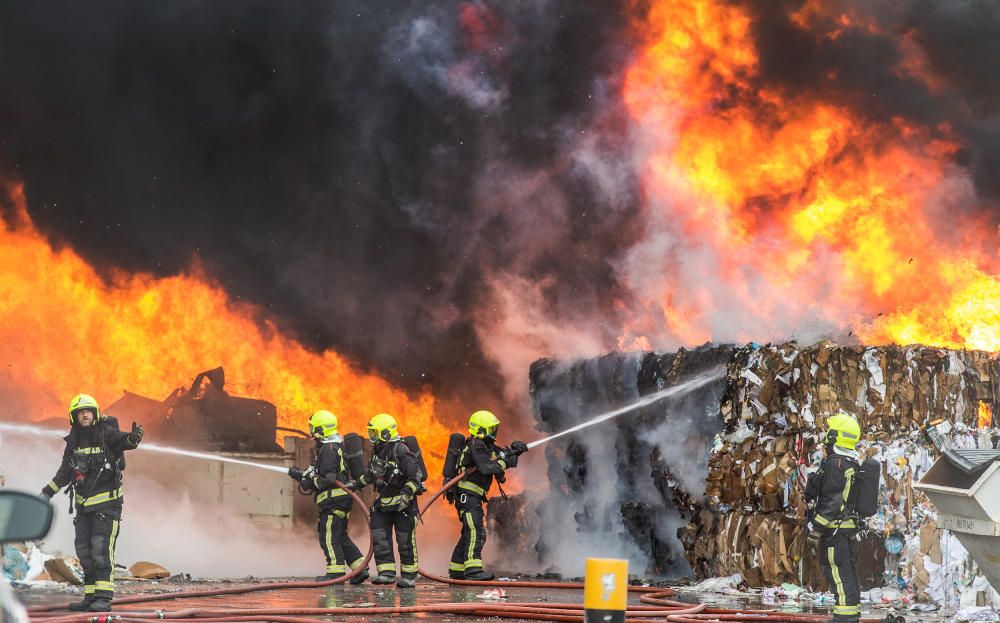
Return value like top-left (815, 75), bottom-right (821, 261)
top-left (346, 413), bottom-right (422, 588)
top-left (444, 410), bottom-right (528, 581)
top-left (41, 394), bottom-right (144, 612)
top-left (805, 411), bottom-right (864, 623)
top-left (287, 410), bottom-right (368, 584)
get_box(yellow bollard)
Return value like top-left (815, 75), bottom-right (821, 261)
top-left (583, 557), bottom-right (628, 623)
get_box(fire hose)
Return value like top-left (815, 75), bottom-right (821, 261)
top-left (27, 473), bottom-right (892, 623)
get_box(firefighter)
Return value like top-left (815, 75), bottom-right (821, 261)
top-left (346, 413), bottom-right (422, 588)
top-left (287, 410), bottom-right (368, 584)
top-left (806, 411), bottom-right (862, 623)
top-left (40, 394), bottom-right (143, 612)
top-left (448, 410), bottom-right (528, 581)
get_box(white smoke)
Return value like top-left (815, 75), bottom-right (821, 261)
top-left (3, 432), bottom-right (321, 577)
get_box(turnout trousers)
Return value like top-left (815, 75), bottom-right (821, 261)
top-left (370, 508), bottom-right (418, 578)
top-left (74, 508), bottom-right (121, 599)
top-left (317, 508), bottom-right (364, 576)
top-left (819, 530), bottom-right (860, 623)
top-left (449, 492), bottom-right (486, 575)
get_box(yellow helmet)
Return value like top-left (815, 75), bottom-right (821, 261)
top-left (69, 393), bottom-right (101, 423)
top-left (367, 413), bottom-right (398, 443)
top-left (826, 411), bottom-right (861, 450)
top-left (469, 410), bottom-right (500, 439)
top-left (309, 410), bottom-right (338, 439)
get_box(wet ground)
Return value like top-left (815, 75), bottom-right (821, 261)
top-left (18, 577), bottom-right (953, 622)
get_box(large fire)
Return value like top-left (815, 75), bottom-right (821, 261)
top-left (0, 183), bottom-right (447, 475)
top-left (622, 0), bottom-right (1000, 352)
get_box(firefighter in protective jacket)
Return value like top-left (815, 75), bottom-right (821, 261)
top-left (347, 413), bottom-right (422, 588)
top-left (41, 394), bottom-right (143, 612)
top-left (448, 410), bottom-right (528, 581)
top-left (288, 410), bottom-right (368, 583)
top-left (806, 411), bottom-right (862, 623)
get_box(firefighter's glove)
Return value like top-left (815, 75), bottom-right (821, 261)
top-left (41, 488), bottom-right (54, 500)
top-left (510, 440), bottom-right (529, 456)
top-left (288, 467), bottom-right (304, 481)
top-left (806, 522), bottom-right (821, 549)
top-left (500, 450), bottom-right (518, 469)
top-left (397, 491), bottom-right (414, 512)
top-left (445, 488), bottom-right (456, 504)
top-left (301, 466), bottom-right (317, 481)
top-left (129, 421), bottom-right (144, 445)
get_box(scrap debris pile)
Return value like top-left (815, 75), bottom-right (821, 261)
top-left (490, 345), bottom-right (733, 576)
top-left (3, 542), bottom-right (172, 587)
top-left (682, 341), bottom-right (999, 607)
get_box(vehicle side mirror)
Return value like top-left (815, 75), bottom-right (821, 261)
top-left (0, 491), bottom-right (54, 543)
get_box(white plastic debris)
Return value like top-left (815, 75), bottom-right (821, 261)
top-left (687, 574), bottom-right (743, 593)
top-left (475, 588), bottom-right (507, 600)
top-left (956, 606), bottom-right (1000, 622)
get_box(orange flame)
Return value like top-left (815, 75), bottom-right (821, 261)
top-left (0, 183), bottom-right (448, 475)
top-left (621, 0), bottom-right (1000, 352)
top-left (978, 401), bottom-right (993, 430)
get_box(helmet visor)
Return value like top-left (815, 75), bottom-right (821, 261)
top-left (484, 424), bottom-right (498, 439)
top-left (367, 426), bottom-right (379, 443)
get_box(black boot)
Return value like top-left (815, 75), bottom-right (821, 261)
top-left (67, 596), bottom-right (94, 611)
top-left (448, 571), bottom-right (465, 580)
top-left (370, 573), bottom-right (396, 585)
top-left (87, 598), bottom-right (113, 612)
top-left (348, 568), bottom-right (370, 585)
top-left (315, 572), bottom-right (345, 582)
top-left (396, 575), bottom-right (416, 588)
top-left (463, 569), bottom-right (494, 581)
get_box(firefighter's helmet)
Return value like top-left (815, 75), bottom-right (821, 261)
top-left (469, 410), bottom-right (500, 440)
top-left (309, 410), bottom-right (338, 439)
top-left (367, 413), bottom-right (398, 443)
top-left (69, 394), bottom-right (101, 424)
top-left (826, 411), bottom-right (861, 450)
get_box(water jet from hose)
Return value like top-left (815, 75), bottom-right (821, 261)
top-left (0, 422), bottom-right (288, 474)
top-left (525, 367), bottom-right (724, 450)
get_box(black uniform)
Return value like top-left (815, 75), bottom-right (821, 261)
top-left (44, 417), bottom-right (139, 601)
top-left (298, 437), bottom-right (364, 577)
top-left (809, 450), bottom-right (861, 623)
top-left (448, 437), bottom-right (515, 576)
top-left (357, 439), bottom-right (422, 579)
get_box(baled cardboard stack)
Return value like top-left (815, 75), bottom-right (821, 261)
top-left (684, 341), bottom-right (998, 597)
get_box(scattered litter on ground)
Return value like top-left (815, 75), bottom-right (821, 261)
top-left (475, 588), bottom-right (507, 600)
top-left (956, 606), bottom-right (1000, 622)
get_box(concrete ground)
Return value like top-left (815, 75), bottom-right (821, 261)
top-left (18, 577), bottom-right (954, 622)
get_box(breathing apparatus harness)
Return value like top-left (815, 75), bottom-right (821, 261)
top-left (806, 433), bottom-right (879, 540)
top-left (66, 420), bottom-right (123, 515)
top-left (295, 435), bottom-right (342, 497)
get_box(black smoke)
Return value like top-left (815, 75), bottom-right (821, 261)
top-left (735, 0), bottom-right (1000, 205)
top-left (0, 1), bottom-right (642, 422)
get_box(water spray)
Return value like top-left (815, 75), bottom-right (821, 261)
top-left (0, 368), bottom-right (722, 474)
top-left (525, 366), bottom-right (724, 450)
top-left (0, 422), bottom-right (287, 474)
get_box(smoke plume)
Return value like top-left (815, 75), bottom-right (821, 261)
top-left (0, 1), bottom-right (641, 420)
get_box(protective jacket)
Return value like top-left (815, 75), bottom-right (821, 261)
top-left (358, 440), bottom-right (421, 511)
top-left (45, 417), bottom-right (138, 513)
top-left (810, 451), bottom-right (860, 531)
top-left (300, 437), bottom-right (352, 512)
top-left (456, 437), bottom-right (508, 499)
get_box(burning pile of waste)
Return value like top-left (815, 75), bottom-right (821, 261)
top-left (490, 345), bottom-right (732, 576)
top-left (499, 340), bottom-right (999, 609)
top-left (685, 341), bottom-right (999, 607)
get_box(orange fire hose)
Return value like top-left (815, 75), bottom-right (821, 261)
top-left (26, 473), bottom-right (884, 623)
